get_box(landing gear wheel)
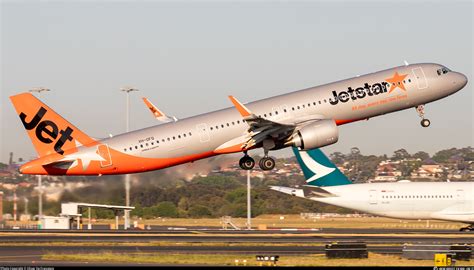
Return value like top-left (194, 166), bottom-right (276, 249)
top-left (239, 156), bottom-right (255, 170)
top-left (421, 119), bottom-right (430, 128)
top-left (416, 105), bottom-right (430, 128)
top-left (460, 225), bottom-right (474, 232)
top-left (259, 157), bottom-right (275, 171)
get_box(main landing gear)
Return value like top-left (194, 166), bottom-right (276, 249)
top-left (416, 105), bottom-right (430, 128)
top-left (460, 224), bottom-right (474, 232)
top-left (238, 152), bottom-right (276, 171)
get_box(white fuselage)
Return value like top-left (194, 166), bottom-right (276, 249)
top-left (313, 182), bottom-right (474, 223)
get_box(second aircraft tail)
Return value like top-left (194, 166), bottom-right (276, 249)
top-left (292, 147), bottom-right (352, 187)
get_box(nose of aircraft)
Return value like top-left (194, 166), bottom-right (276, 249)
top-left (454, 72), bottom-right (468, 89)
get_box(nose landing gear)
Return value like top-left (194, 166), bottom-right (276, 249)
top-left (416, 105), bottom-right (430, 127)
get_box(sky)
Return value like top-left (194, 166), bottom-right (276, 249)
top-left (0, 0), bottom-right (473, 164)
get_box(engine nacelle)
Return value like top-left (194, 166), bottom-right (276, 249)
top-left (290, 120), bottom-right (339, 150)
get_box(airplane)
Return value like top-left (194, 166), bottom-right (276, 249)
top-left (270, 147), bottom-right (474, 231)
top-left (10, 63), bottom-right (467, 175)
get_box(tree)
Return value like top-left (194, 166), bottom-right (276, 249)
top-left (330, 152), bottom-right (345, 165)
top-left (154, 201), bottom-right (178, 217)
top-left (392, 149), bottom-right (410, 161)
top-left (188, 205), bottom-right (212, 217)
top-left (412, 151), bottom-right (430, 161)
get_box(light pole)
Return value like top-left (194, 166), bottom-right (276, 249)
top-left (120, 87), bottom-right (139, 230)
top-left (28, 87), bottom-right (50, 221)
top-left (247, 170), bottom-right (251, 230)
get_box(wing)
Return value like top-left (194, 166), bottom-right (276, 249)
top-left (142, 97), bottom-right (178, 123)
top-left (228, 95), bottom-right (297, 150)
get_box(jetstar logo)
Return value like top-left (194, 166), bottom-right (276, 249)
top-left (385, 72), bottom-right (408, 93)
top-left (19, 107), bottom-right (74, 155)
top-left (329, 72), bottom-right (408, 105)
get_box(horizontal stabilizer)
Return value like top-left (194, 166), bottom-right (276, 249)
top-left (269, 186), bottom-right (305, 198)
top-left (302, 185), bottom-right (336, 198)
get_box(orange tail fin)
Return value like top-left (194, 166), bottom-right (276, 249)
top-left (9, 92), bottom-right (96, 158)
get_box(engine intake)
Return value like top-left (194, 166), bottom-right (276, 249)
top-left (290, 120), bottom-right (338, 150)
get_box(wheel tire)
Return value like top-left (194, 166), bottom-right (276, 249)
top-left (259, 157), bottom-right (275, 171)
top-left (421, 119), bottom-right (430, 127)
top-left (239, 156), bottom-right (255, 170)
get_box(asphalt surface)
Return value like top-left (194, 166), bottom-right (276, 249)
top-left (0, 228), bottom-right (472, 266)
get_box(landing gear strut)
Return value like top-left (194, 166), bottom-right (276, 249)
top-left (239, 152), bottom-right (255, 170)
top-left (460, 224), bottom-right (474, 232)
top-left (416, 105), bottom-right (430, 127)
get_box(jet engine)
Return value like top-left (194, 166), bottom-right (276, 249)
top-left (289, 119), bottom-right (338, 150)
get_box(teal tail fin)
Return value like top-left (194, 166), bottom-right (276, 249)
top-left (292, 147), bottom-right (352, 187)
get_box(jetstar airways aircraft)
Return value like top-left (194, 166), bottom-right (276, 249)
top-left (271, 148), bottom-right (474, 231)
top-left (10, 63), bottom-right (467, 175)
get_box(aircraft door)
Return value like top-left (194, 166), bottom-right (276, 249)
top-left (369, 189), bottom-right (378, 205)
top-left (97, 144), bottom-right (113, 168)
top-left (196, 123), bottom-right (210, 143)
top-left (412, 67), bottom-right (428, 90)
top-left (456, 189), bottom-right (466, 211)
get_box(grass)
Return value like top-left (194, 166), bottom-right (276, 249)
top-left (42, 252), bottom-right (474, 266)
top-left (98, 215), bottom-right (465, 230)
top-left (9, 215), bottom-right (465, 230)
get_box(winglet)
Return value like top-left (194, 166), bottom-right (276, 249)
top-left (142, 97), bottom-right (165, 118)
top-left (142, 97), bottom-right (178, 122)
top-left (228, 95), bottom-right (252, 117)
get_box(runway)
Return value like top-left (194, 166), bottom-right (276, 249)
top-left (0, 227), bottom-right (471, 266)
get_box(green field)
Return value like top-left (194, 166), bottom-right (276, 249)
top-left (97, 215), bottom-right (465, 230)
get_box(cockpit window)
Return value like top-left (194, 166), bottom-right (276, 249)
top-left (437, 67), bottom-right (451, 76)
